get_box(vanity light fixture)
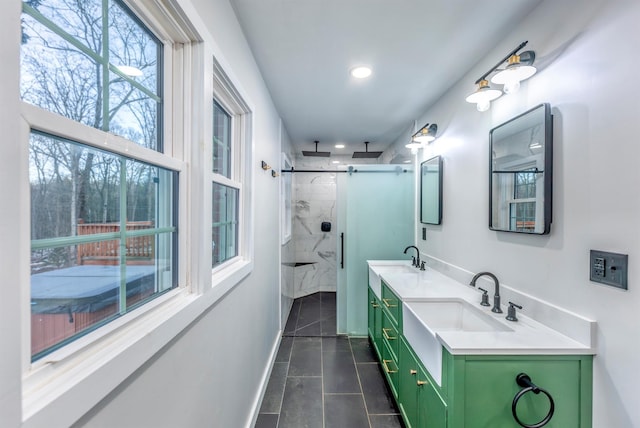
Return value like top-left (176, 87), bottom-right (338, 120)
top-left (491, 51), bottom-right (536, 94)
top-left (466, 41), bottom-right (537, 111)
top-left (407, 123), bottom-right (438, 154)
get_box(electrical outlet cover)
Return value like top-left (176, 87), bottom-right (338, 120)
top-left (590, 250), bottom-right (628, 290)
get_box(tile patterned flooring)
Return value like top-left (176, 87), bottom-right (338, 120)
top-left (255, 292), bottom-right (404, 428)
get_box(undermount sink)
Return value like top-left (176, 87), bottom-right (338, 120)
top-left (406, 299), bottom-right (513, 333)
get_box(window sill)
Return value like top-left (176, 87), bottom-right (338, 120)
top-left (22, 260), bottom-right (252, 427)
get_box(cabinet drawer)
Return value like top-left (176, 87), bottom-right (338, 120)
top-left (381, 339), bottom-right (399, 399)
top-left (381, 280), bottom-right (402, 328)
top-left (382, 309), bottom-right (399, 361)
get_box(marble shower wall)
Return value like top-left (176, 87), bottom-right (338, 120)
top-left (292, 156), bottom-right (338, 298)
top-left (291, 155), bottom-right (379, 298)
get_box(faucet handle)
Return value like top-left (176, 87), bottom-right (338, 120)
top-left (420, 261), bottom-right (426, 271)
top-left (478, 287), bottom-right (490, 306)
top-left (506, 301), bottom-right (523, 322)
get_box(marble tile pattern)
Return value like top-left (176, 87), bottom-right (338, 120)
top-left (292, 156), bottom-right (338, 298)
top-left (290, 156), bottom-right (381, 298)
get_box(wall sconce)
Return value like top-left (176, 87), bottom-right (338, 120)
top-left (406, 123), bottom-right (438, 154)
top-left (465, 41), bottom-right (537, 111)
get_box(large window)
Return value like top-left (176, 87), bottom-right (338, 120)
top-left (21, 0), bottom-right (162, 150)
top-left (210, 57), bottom-right (252, 273)
top-left (20, 0), bottom-right (179, 360)
top-left (30, 131), bottom-right (177, 359)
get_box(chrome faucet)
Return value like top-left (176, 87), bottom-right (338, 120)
top-left (403, 245), bottom-right (420, 268)
top-left (469, 271), bottom-right (502, 313)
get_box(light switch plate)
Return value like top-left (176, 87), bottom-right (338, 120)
top-left (590, 250), bottom-right (628, 290)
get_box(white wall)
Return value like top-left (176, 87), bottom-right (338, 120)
top-left (71, 0), bottom-right (285, 426)
top-left (0, 0), bottom-right (285, 426)
top-left (390, 0), bottom-right (640, 426)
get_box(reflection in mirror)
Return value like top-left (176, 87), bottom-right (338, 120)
top-left (421, 156), bottom-right (442, 225)
top-left (490, 103), bottom-right (552, 234)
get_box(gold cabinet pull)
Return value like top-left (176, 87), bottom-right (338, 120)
top-left (382, 298), bottom-right (397, 308)
top-left (417, 379), bottom-right (428, 386)
top-left (382, 328), bottom-right (396, 340)
top-left (410, 369), bottom-right (417, 375)
top-left (370, 300), bottom-right (380, 308)
top-left (382, 359), bottom-right (398, 374)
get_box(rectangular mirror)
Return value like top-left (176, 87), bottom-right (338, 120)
top-left (490, 103), bottom-right (552, 234)
top-left (420, 155), bottom-right (442, 225)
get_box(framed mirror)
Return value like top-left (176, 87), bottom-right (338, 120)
top-left (420, 155), bottom-right (443, 225)
top-left (489, 103), bottom-right (552, 234)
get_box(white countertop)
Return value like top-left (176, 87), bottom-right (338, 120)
top-left (368, 260), bottom-right (595, 356)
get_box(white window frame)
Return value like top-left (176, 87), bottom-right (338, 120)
top-left (208, 56), bottom-right (254, 284)
top-left (17, 1), bottom-right (203, 425)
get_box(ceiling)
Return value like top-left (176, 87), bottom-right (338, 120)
top-left (230, 0), bottom-right (542, 157)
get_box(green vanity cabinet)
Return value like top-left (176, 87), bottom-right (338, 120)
top-left (399, 336), bottom-right (447, 428)
top-left (367, 287), bottom-right (382, 360)
top-left (368, 274), bottom-right (593, 428)
top-left (445, 354), bottom-right (592, 428)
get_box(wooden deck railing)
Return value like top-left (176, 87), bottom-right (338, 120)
top-left (76, 221), bottom-right (154, 265)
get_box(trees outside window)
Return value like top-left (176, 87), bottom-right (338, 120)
top-left (21, 0), bottom-right (177, 360)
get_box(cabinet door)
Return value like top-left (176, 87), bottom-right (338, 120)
top-left (381, 340), bottom-right (399, 399)
top-left (399, 337), bottom-right (419, 428)
top-left (418, 365), bottom-right (447, 427)
top-left (460, 358), bottom-right (586, 428)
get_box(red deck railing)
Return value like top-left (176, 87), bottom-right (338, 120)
top-left (76, 221), bottom-right (155, 265)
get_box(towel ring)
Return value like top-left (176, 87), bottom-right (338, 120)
top-left (512, 373), bottom-right (555, 428)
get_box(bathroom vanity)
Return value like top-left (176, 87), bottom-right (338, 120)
top-left (367, 261), bottom-right (594, 428)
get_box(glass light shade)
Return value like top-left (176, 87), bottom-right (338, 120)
top-left (406, 142), bottom-right (423, 154)
top-left (476, 100), bottom-right (491, 112)
top-left (503, 79), bottom-right (521, 94)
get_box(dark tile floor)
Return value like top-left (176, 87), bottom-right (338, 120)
top-left (283, 292), bottom-right (337, 337)
top-left (255, 292), bottom-right (404, 428)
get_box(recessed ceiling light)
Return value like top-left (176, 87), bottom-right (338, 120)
top-left (350, 66), bottom-right (372, 79)
top-left (335, 144), bottom-right (345, 149)
top-left (332, 160), bottom-right (340, 164)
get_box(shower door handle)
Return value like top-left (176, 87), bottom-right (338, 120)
top-left (340, 232), bottom-right (344, 269)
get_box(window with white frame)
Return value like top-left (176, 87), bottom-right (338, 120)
top-left (210, 60), bottom-right (251, 271)
top-left (20, 0), bottom-right (180, 360)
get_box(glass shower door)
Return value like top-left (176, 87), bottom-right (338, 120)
top-left (337, 165), bottom-right (414, 336)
